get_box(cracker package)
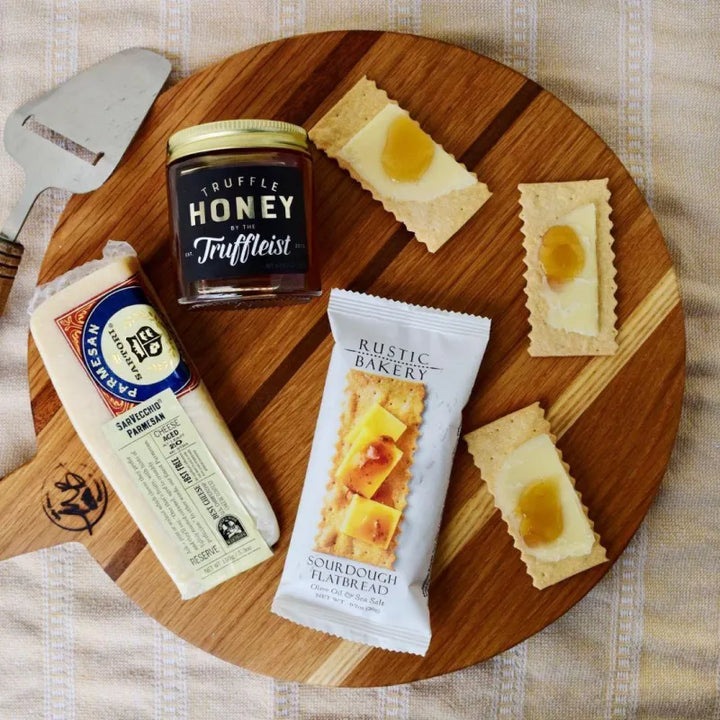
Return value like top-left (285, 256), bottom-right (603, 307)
top-left (272, 289), bottom-right (490, 654)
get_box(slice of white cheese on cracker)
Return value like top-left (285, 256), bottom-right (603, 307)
top-left (494, 433), bottom-right (596, 562)
top-left (541, 202), bottom-right (600, 336)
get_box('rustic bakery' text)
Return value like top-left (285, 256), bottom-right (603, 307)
top-left (351, 339), bottom-right (437, 381)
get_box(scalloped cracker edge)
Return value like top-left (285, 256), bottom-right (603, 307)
top-left (463, 402), bottom-right (607, 589)
top-left (519, 179), bottom-right (618, 356)
top-left (314, 369), bottom-right (425, 569)
top-left (309, 76), bottom-right (491, 253)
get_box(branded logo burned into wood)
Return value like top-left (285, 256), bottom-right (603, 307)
top-left (42, 469), bottom-right (108, 535)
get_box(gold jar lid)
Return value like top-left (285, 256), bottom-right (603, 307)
top-left (167, 119), bottom-right (309, 163)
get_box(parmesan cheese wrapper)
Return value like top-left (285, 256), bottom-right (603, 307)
top-left (272, 289), bottom-right (491, 655)
top-left (30, 242), bottom-right (278, 600)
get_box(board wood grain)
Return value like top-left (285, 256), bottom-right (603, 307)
top-left (0, 31), bottom-right (684, 687)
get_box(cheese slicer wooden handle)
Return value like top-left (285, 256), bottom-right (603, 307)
top-left (0, 236), bottom-right (24, 314)
top-left (0, 181), bottom-right (43, 315)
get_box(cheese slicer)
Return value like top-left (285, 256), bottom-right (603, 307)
top-left (0, 47), bottom-right (171, 315)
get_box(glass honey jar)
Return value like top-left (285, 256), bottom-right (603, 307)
top-left (166, 120), bottom-right (320, 308)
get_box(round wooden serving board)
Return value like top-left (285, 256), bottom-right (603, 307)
top-left (1, 31), bottom-right (684, 687)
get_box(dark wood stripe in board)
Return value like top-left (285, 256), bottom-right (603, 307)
top-left (228, 79), bottom-right (543, 434)
top-left (0, 245), bottom-right (23, 259)
top-left (232, 314), bottom-right (330, 436)
top-left (31, 379), bottom-right (61, 436)
top-left (276, 31), bottom-right (383, 124)
top-left (103, 528), bottom-right (147, 581)
top-left (229, 227), bottom-right (412, 436)
top-left (461, 79), bottom-right (542, 169)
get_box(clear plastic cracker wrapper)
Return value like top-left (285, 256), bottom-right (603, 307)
top-left (272, 289), bottom-right (491, 654)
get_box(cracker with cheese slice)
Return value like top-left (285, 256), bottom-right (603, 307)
top-left (315, 369), bottom-right (425, 569)
top-left (309, 76), bottom-right (491, 252)
top-left (464, 402), bottom-right (606, 589)
top-left (520, 179), bottom-right (618, 356)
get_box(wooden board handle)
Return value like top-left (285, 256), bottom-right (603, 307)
top-left (0, 237), bottom-right (24, 315)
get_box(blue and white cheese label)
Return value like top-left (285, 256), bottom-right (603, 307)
top-left (57, 276), bottom-right (199, 415)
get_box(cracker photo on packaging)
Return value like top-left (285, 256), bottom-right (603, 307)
top-left (273, 289), bottom-right (491, 655)
top-left (309, 76), bottom-right (491, 252)
top-left (315, 369), bottom-right (425, 569)
top-left (464, 402), bottom-right (606, 589)
top-left (519, 178), bottom-right (618, 356)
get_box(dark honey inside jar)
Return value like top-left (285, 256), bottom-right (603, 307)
top-left (166, 119), bottom-right (321, 308)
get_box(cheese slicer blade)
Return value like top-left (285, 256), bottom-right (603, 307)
top-left (0, 47), bottom-right (171, 314)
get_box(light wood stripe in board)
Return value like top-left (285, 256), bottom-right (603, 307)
top-left (303, 269), bottom-right (681, 686)
top-left (547, 269), bottom-right (681, 436)
top-left (306, 644), bottom-right (373, 686)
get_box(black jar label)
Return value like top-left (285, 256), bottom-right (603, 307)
top-left (175, 164), bottom-right (308, 282)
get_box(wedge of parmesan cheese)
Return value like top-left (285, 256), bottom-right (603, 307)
top-left (30, 243), bottom-right (278, 599)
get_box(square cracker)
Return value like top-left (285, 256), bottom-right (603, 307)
top-left (314, 369), bottom-right (425, 569)
top-left (309, 76), bottom-right (491, 253)
top-left (464, 402), bottom-right (606, 589)
top-left (519, 179), bottom-right (618, 356)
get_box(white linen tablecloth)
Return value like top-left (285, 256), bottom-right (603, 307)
top-left (0, 1), bottom-right (718, 718)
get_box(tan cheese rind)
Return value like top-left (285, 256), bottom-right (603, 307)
top-left (309, 76), bottom-right (491, 253)
top-left (463, 402), bottom-right (607, 589)
top-left (314, 369), bottom-right (425, 569)
top-left (519, 179), bottom-right (618, 356)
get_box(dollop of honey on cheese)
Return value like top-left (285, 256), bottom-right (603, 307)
top-left (516, 478), bottom-right (564, 547)
top-left (381, 115), bottom-right (435, 182)
top-left (539, 225), bottom-right (586, 285)
top-left (344, 436), bottom-right (395, 492)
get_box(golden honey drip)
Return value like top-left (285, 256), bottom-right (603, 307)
top-left (381, 115), bottom-right (435, 182)
top-left (539, 225), bottom-right (585, 284)
top-left (343, 436), bottom-right (395, 493)
top-left (516, 478), bottom-right (564, 547)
